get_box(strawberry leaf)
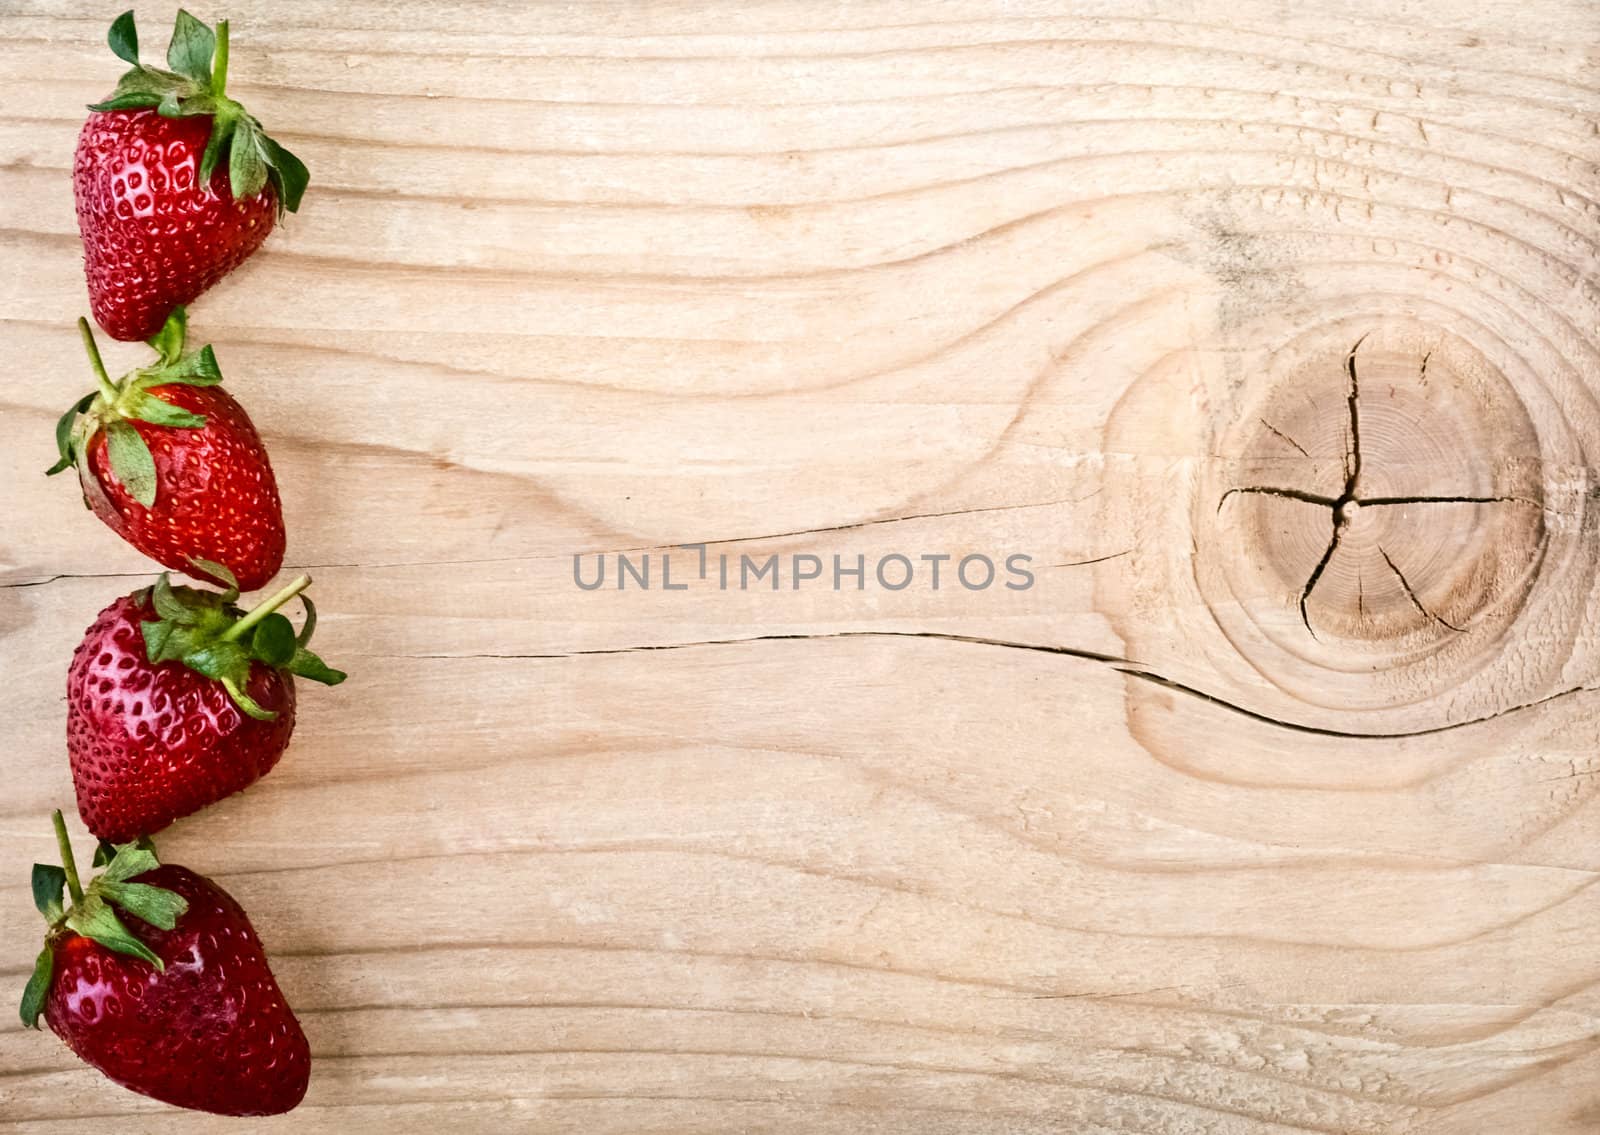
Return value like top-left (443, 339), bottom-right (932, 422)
top-left (97, 881), bottom-right (188, 930)
top-left (141, 615), bottom-right (186, 663)
top-left (183, 640), bottom-right (250, 684)
top-left (187, 558), bottom-right (240, 596)
top-left (222, 675), bottom-right (276, 720)
top-left (182, 641), bottom-right (279, 718)
top-left (32, 865), bottom-right (67, 923)
top-left (145, 617), bottom-right (224, 665)
top-left (288, 645), bottom-right (347, 686)
top-left (88, 90), bottom-right (164, 111)
top-left (229, 117), bottom-right (270, 199)
top-left (166, 9), bottom-right (214, 87)
top-left (122, 389), bottom-right (207, 429)
top-left (199, 117), bottom-right (231, 189)
top-left (116, 67), bottom-right (191, 95)
top-left (107, 10), bottom-right (140, 66)
top-left (103, 420), bottom-right (157, 508)
top-left (98, 843), bottom-right (160, 884)
top-left (46, 393), bottom-right (96, 476)
top-left (146, 307), bottom-right (187, 366)
top-left (251, 613), bottom-right (297, 668)
top-left (94, 837), bottom-right (156, 868)
top-left (152, 573), bottom-right (204, 624)
top-left (154, 344), bottom-right (224, 387)
top-left (143, 579), bottom-right (234, 663)
top-left (296, 594), bottom-right (318, 646)
top-left (138, 311), bottom-right (226, 390)
top-left (90, 63), bottom-right (194, 112)
top-left (172, 93), bottom-right (218, 118)
top-left (258, 133), bottom-right (310, 215)
top-left (64, 895), bottom-right (163, 970)
top-left (141, 617), bottom-right (173, 661)
top-left (19, 947), bottom-right (52, 1028)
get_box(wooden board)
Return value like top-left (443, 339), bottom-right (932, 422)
top-left (3, 1), bottom-right (1600, 1130)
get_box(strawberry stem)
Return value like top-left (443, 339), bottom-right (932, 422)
top-left (77, 318), bottom-right (119, 405)
top-left (51, 810), bottom-right (83, 905)
top-left (213, 20), bottom-right (230, 98)
top-left (221, 574), bottom-right (312, 642)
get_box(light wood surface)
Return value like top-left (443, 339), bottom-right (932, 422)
top-left (4, 1), bottom-right (1600, 1131)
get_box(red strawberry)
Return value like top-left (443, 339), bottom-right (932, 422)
top-left (76, 9), bottom-right (307, 341)
top-left (68, 572), bottom-right (345, 844)
top-left (20, 813), bottom-right (310, 1115)
top-left (47, 308), bottom-right (285, 592)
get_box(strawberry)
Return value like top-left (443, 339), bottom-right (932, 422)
top-left (76, 9), bottom-right (307, 341)
top-left (20, 813), bottom-right (310, 1115)
top-left (68, 571), bottom-right (345, 844)
top-left (47, 307), bottom-right (285, 592)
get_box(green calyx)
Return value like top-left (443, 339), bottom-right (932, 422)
top-left (20, 810), bottom-right (189, 1028)
top-left (46, 308), bottom-right (222, 509)
top-left (140, 567), bottom-right (347, 720)
top-left (90, 10), bottom-right (307, 214)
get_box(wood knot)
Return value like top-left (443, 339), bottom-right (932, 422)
top-left (1186, 320), bottom-right (1560, 715)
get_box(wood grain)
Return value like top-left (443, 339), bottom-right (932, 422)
top-left (3, 1), bottom-right (1600, 1131)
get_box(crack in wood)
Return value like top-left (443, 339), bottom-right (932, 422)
top-left (1217, 486), bottom-right (1338, 512)
top-left (1048, 550), bottom-right (1132, 568)
top-left (3, 498), bottom-right (1107, 590)
top-left (0, 569), bottom-right (158, 590)
top-left (1361, 495), bottom-right (1540, 508)
top-left (1258, 417), bottom-right (1310, 458)
top-left (401, 630), bottom-right (1597, 741)
top-left (408, 631), bottom-right (1134, 668)
top-left (1299, 509), bottom-right (1346, 638)
top-left (1342, 332), bottom-right (1369, 498)
top-left (1116, 667), bottom-right (1594, 741)
top-left (1380, 547), bottom-right (1465, 633)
